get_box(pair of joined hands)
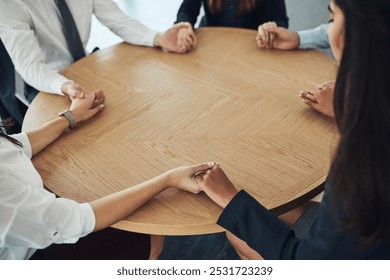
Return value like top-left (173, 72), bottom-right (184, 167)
top-left (61, 82), bottom-right (105, 124)
top-left (299, 81), bottom-right (335, 118)
top-left (155, 22), bottom-right (197, 53)
top-left (256, 22), bottom-right (335, 118)
top-left (167, 162), bottom-right (238, 209)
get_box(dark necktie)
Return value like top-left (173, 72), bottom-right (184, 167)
top-left (55, 0), bottom-right (85, 62)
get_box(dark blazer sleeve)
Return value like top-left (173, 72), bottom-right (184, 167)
top-left (257, 0), bottom-right (289, 28)
top-left (174, 0), bottom-right (203, 27)
top-left (218, 190), bottom-right (299, 259)
top-left (217, 189), bottom-right (383, 259)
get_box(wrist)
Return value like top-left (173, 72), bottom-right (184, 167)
top-left (153, 33), bottom-right (162, 48)
top-left (221, 189), bottom-right (239, 208)
top-left (163, 169), bottom-right (176, 188)
top-left (61, 82), bottom-right (74, 96)
top-left (58, 109), bottom-right (77, 129)
top-left (294, 32), bottom-right (301, 49)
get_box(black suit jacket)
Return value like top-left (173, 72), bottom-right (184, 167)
top-left (175, 0), bottom-right (288, 30)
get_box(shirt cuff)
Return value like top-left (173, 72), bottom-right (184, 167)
top-left (50, 75), bottom-right (72, 95)
top-left (218, 190), bottom-right (254, 227)
top-left (80, 203), bottom-right (96, 237)
top-left (11, 132), bottom-right (32, 158)
top-left (144, 30), bottom-right (160, 47)
top-left (298, 30), bottom-right (314, 49)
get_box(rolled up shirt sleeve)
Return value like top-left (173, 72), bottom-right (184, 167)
top-left (0, 168), bottom-right (95, 251)
top-left (9, 132), bottom-right (32, 159)
top-left (298, 23), bottom-right (330, 49)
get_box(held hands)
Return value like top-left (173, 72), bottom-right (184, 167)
top-left (177, 23), bottom-right (197, 52)
top-left (165, 162), bottom-right (215, 194)
top-left (68, 90), bottom-right (105, 124)
top-left (61, 82), bottom-right (105, 108)
top-left (164, 162), bottom-right (238, 208)
top-left (194, 164), bottom-right (238, 208)
top-left (154, 22), bottom-right (196, 53)
top-left (257, 21), bottom-right (300, 50)
top-left (299, 81), bottom-right (335, 118)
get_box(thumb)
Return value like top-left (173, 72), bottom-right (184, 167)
top-left (265, 26), bottom-right (283, 35)
top-left (90, 104), bottom-right (104, 117)
top-left (191, 162), bottom-right (216, 173)
top-left (175, 22), bottom-right (191, 31)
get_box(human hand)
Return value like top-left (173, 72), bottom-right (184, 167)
top-left (299, 81), bottom-right (335, 118)
top-left (177, 23), bottom-right (197, 51)
top-left (154, 22), bottom-right (195, 53)
top-left (69, 91), bottom-right (104, 123)
top-left (226, 231), bottom-right (263, 260)
top-left (256, 21), bottom-right (300, 50)
top-left (166, 162), bottom-right (216, 194)
top-left (61, 82), bottom-right (105, 108)
top-left (195, 165), bottom-right (238, 208)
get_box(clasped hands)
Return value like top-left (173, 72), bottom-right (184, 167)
top-left (60, 82), bottom-right (105, 125)
top-left (299, 81), bottom-right (335, 118)
top-left (168, 162), bottom-right (239, 209)
top-left (154, 22), bottom-right (197, 53)
top-left (256, 22), bottom-right (335, 117)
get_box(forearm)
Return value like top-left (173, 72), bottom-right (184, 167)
top-left (26, 115), bottom-right (70, 156)
top-left (93, 0), bottom-right (157, 47)
top-left (90, 173), bottom-right (169, 231)
top-left (175, 0), bottom-right (201, 27)
top-left (261, 0), bottom-right (289, 28)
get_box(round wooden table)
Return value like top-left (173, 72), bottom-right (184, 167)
top-left (23, 27), bottom-right (338, 235)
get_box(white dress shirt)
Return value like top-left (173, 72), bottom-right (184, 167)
top-left (0, 0), bottom-right (158, 95)
top-left (0, 133), bottom-right (95, 259)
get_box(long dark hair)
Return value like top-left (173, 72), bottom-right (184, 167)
top-left (208, 0), bottom-right (256, 16)
top-left (330, 0), bottom-right (390, 244)
top-left (0, 119), bottom-right (22, 147)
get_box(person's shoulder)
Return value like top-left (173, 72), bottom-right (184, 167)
top-left (0, 0), bottom-right (24, 10)
top-left (0, 0), bottom-right (29, 23)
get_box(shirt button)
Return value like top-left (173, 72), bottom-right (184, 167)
top-left (50, 230), bottom-right (60, 240)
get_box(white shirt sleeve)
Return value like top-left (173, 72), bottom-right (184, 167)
top-left (9, 132), bottom-right (32, 159)
top-left (298, 23), bottom-right (330, 50)
top-left (0, 1), bottom-right (70, 95)
top-left (0, 167), bottom-right (95, 251)
top-left (93, 0), bottom-right (159, 47)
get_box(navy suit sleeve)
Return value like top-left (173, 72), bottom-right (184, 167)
top-left (218, 189), bottom-right (384, 259)
top-left (218, 190), bottom-right (299, 259)
top-left (257, 0), bottom-right (289, 28)
top-left (175, 0), bottom-right (202, 27)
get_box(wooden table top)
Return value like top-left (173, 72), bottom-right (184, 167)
top-left (23, 27), bottom-right (338, 235)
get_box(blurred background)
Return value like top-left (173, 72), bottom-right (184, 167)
top-left (87, 0), bottom-right (331, 55)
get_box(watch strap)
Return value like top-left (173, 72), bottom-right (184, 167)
top-left (58, 109), bottom-right (77, 129)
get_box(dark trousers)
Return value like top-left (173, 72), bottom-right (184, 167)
top-left (159, 232), bottom-right (240, 260)
top-left (30, 228), bottom-right (150, 260)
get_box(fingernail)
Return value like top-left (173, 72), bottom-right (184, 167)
top-left (207, 162), bottom-right (215, 167)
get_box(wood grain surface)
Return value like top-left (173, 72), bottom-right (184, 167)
top-left (23, 28), bottom-right (338, 235)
